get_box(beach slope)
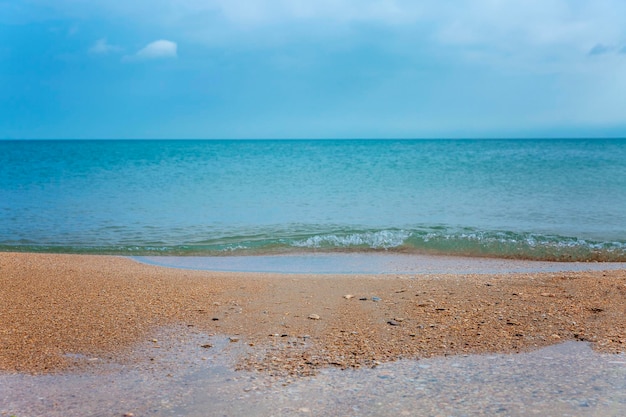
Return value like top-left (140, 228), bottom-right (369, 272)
top-left (1, 252), bottom-right (624, 375)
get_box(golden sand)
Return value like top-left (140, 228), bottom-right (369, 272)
top-left (1, 252), bottom-right (624, 375)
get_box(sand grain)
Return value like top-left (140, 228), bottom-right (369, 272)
top-left (1, 252), bottom-right (624, 376)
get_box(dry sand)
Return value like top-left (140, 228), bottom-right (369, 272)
top-left (1, 252), bottom-right (625, 376)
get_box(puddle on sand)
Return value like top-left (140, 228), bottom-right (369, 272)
top-left (1, 336), bottom-right (625, 417)
top-left (134, 253), bottom-right (626, 275)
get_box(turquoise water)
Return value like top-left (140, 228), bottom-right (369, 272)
top-left (1, 139), bottom-right (625, 261)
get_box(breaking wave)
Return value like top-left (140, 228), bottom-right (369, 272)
top-left (3, 226), bottom-right (626, 262)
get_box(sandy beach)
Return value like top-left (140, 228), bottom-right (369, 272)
top-left (1, 252), bottom-right (625, 377)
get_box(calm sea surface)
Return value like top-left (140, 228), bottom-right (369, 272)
top-left (1, 139), bottom-right (625, 261)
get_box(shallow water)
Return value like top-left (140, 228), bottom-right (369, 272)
top-left (134, 253), bottom-right (626, 274)
top-left (3, 139), bottom-right (626, 261)
top-left (1, 329), bottom-right (624, 417)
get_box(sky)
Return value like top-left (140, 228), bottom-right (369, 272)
top-left (1, 0), bottom-right (626, 139)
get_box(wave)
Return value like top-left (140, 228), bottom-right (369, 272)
top-left (292, 229), bottom-right (411, 249)
top-left (3, 227), bottom-right (626, 262)
top-left (287, 228), bottom-right (626, 262)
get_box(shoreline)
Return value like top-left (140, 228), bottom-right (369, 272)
top-left (1, 252), bottom-right (625, 376)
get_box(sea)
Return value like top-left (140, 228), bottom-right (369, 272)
top-left (1, 139), bottom-right (625, 262)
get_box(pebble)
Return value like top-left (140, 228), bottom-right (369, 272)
top-left (229, 337), bottom-right (240, 343)
top-left (343, 294), bottom-right (355, 299)
top-left (372, 297), bottom-right (381, 302)
top-left (308, 314), bottom-right (321, 320)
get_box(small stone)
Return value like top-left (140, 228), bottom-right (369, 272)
top-left (308, 314), bottom-right (320, 320)
top-left (123, 413), bottom-right (135, 417)
top-left (151, 339), bottom-right (158, 343)
top-left (359, 297), bottom-right (368, 301)
top-left (343, 294), bottom-right (354, 299)
top-left (229, 337), bottom-right (240, 342)
top-left (201, 344), bottom-right (212, 349)
top-left (372, 297), bottom-right (381, 302)
top-left (388, 320), bottom-right (400, 326)
top-left (212, 317), bottom-right (219, 321)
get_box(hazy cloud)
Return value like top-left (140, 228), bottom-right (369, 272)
top-left (135, 40), bottom-right (177, 59)
top-left (5, 0), bottom-right (626, 138)
top-left (588, 43), bottom-right (612, 55)
top-left (13, 1), bottom-right (626, 53)
top-left (205, 0), bottom-right (421, 25)
top-left (89, 38), bottom-right (122, 54)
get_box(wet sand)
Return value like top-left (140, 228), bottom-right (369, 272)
top-left (2, 336), bottom-right (624, 416)
top-left (1, 252), bottom-right (624, 376)
top-left (137, 252), bottom-right (626, 274)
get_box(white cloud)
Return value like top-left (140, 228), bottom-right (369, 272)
top-left (18, 1), bottom-right (626, 72)
top-left (135, 39), bottom-right (178, 59)
top-left (89, 38), bottom-right (122, 54)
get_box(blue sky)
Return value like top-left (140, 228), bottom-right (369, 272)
top-left (2, 0), bottom-right (626, 139)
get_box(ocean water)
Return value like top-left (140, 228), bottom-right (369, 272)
top-left (1, 139), bottom-right (625, 261)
